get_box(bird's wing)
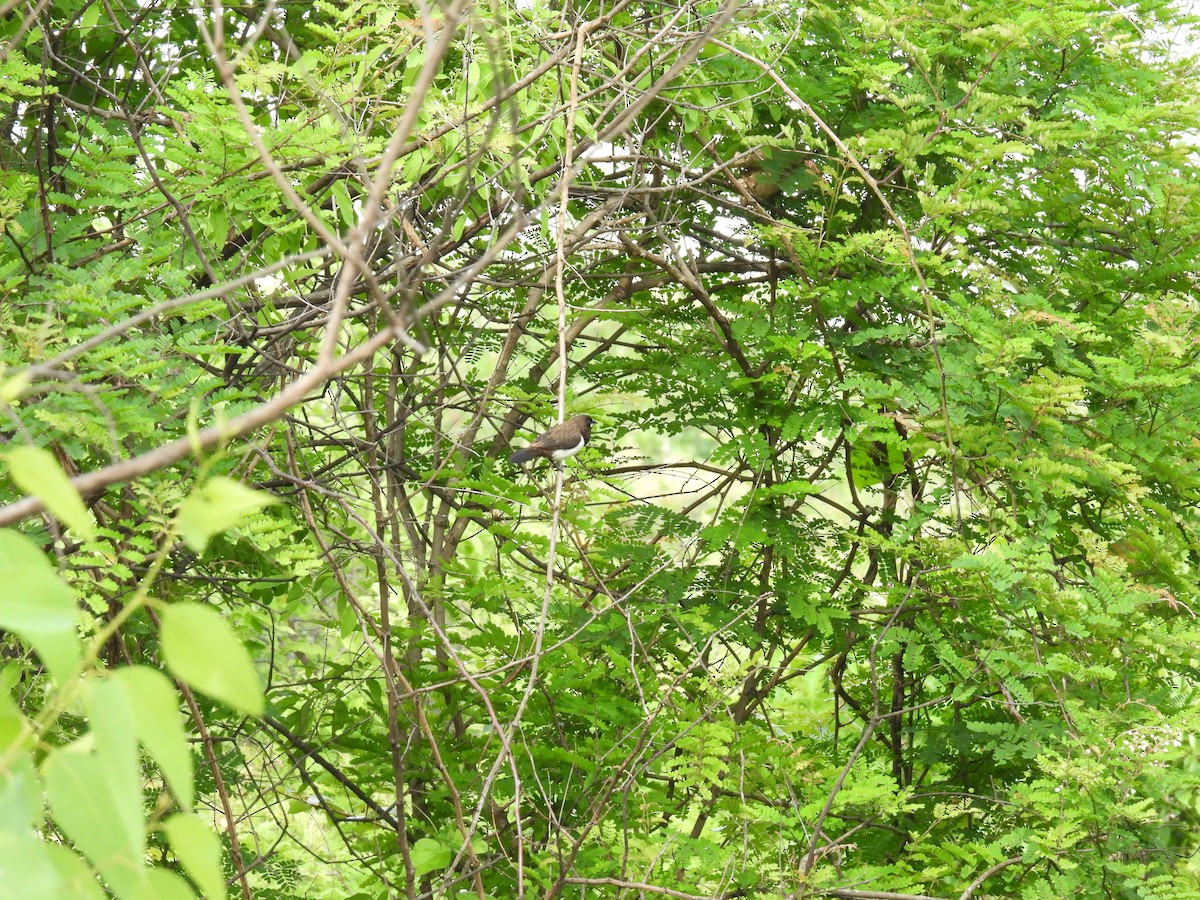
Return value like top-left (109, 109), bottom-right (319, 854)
top-left (534, 421), bottom-right (585, 451)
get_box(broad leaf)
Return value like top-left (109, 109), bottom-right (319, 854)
top-left (0, 530), bottom-right (80, 684)
top-left (176, 477), bottom-right (277, 553)
top-left (111, 666), bottom-right (194, 810)
top-left (163, 814), bottom-right (227, 900)
top-left (3, 446), bottom-right (95, 540)
top-left (43, 741), bottom-right (144, 899)
top-left (410, 837), bottom-right (451, 877)
top-left (160, 603), bottom-right (264, 715)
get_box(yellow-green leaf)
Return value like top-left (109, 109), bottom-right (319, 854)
top-left (410, 837), bottom-right (451, 877)
top-left (112, 667), bottom-right (194, 810)
top-left (160, 603), bottom-right (264, 715)
top-left (176, 477), bottom-right (277, 553)
top-left (0, 530), bottom-right (81, 685)
top-left (44, 741), bottom-right (145, 898)
top-left (4, 446), bottom-right (95, 540)
top-left (163, 814), bottom-right (227, 900)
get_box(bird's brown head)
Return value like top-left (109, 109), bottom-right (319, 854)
top-left (573, 414), bottom-right (594, 441)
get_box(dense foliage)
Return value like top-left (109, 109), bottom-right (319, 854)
top-left (3, 0), bottom-right (1200, 897)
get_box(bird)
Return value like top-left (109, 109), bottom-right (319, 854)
top-left (509, 415), bottom-right (593, 467)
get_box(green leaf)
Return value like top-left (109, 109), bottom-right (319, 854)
top-left (160, 603), bottom-right (264, 715)
top-left (0, 686), bottom-right (30, 756)
top-left (42, 844), bottom-right (105, 900)
top-left (176, 477), bottom-right (277, 553)
top-left (43, 740), bottom-right (145, 899)
top-left (0, 371), bottom-right (30, 404)
top-left (80, 2), bottom-right (101, 31)
top-left (4, 445), bottom-right (96, 540)
top-left (410, 837), bottom-right (451, 877)
top-left (84, 678), bottom-right (143, 862)
top-left (138, 867), bottom-right (197, 899)
top-left (112, 667), bottom-right (194, 810)
top-left (0, 530), bottom-right (81, 684)
top-left (163, 814), bottom-right (227, 900)
top-left (0, 753), bottom-right (40, 831)
top-left (0, 831), bottom-right (106, 900)
top-left (0, 829), bottom-right (67, 900)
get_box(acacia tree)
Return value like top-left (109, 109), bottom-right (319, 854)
top-left (3, 0), bottom-right (1200, 897)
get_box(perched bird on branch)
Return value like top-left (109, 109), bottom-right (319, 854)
top-left (509, 415), bottom-right (593, 467)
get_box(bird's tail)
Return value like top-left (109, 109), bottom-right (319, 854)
top-left (509, 448), bottom-right (537, 464)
